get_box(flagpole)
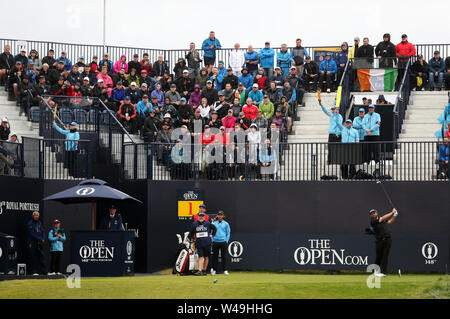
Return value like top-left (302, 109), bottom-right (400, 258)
top-left (103, 0), bottom-right (106, 55)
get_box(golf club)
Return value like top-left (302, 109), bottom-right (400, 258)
top-left (376, 180), bottom-right (395, 209)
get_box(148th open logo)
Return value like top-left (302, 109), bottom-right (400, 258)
top-left (421, 242), bottom-right (438, 265)
top-left (228, 241), bottom-right (243, 263)
top-left (76, 187), bottom-right (95, 196)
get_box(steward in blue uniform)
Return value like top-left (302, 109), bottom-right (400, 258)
top-left (27, 211), bottom-right (48, 275)
top-left (99, 205), bottom-right (124, 230)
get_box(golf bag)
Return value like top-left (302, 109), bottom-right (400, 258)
top-left (173, 232), bottom-right (198, 275)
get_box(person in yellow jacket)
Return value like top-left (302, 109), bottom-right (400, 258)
top-left (348, 37), bottom-right (360, 59)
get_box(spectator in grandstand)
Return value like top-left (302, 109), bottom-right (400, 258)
top-left (178, 97), bottom-right (194, 126)
top-left (41, 49), bottom-right (57, 69)
top-left (67, 64), bottom-right (81, 86)
top-left (222, 109), bottom-right (237, 132)
top-left (150, 82), bottom-right (164, 106)
top-left (272, 66), bottom-right (284, 90)
top-left (127, 68), bottom-right (140, 88)
top-left (125, 82), bottom-right (140, 104)
top-left (237, 110), bottom-right (252, 130)
top-left (165, 83), bottom-right (181, 105)
top-left (0, 117), bottom-right (10, 140)
top-left (217, 61), bottom-right (227, 78)
top-left (0, 45), bottom-right (15, 86)
top-left (253, 109), bottom-right (269, 129)
top-left (243, 98), bottom-right (258, 119)
top-left (136, 94), bottom-right (152, 124)
top-left (202, 31), bottom-right (221, 74)
top-left (318, 53), bottom-right (337, 93)
top-left (118, 96), bottom-right (138, 134)
top-left (189, 108), bottom-right (205, 135)
top-left (356, 37), bottom-right (374, 61)
top-left (445, 122), bottom-right (450, 140)
top-left (212, 92), bottom-right (230, 119)
top-left (56, 51), bottom-right (72, 71)
top-left (235, 82), bottom-right (248, 105)
top-left (176, 70), bottom-right (193, 97)
top-left (238, 68), bottom-right (253, 91)
top-left (363, 104), bottom-right (381, 164)
top-left (161, 98), bottom-right (179, 121)
top-left (335, 42), bottom-right (349, 84)
top-left (270, 108), bottom-right (285, 132)
top-left (52, 120), bottom-right (80, 176)
top-left (185, 43), bottom-right (201, 79)
top-left (15, 49), bottom-right (28, 70)
top-left (99, 53), bottom-right (113, 75)
top-left (160, 72), bottom-right (173, 92)
top-left (26, 61), bottom-right (39, 85)
top-left (201, 80), bottom-right (219, 105)
top-left (229, 43), bottom-right (245, 77)
top-left (280, 79), bottom-right (297, 107)
top-left (140, 69), bottom-right (155, 89)
top-left (31, 75), bottom-right (50, 105)
top-left (264, 81), bottom-right (280, 105)
top-left (153, 54), bottom-right (169, 80)
top-left (8, 61), bottom-right (24, 99)
top-left (258, 42), bottom-right (275, 79)
top-left (81, 64), bottom-right (97, 86)
top-left (143, 109), bottom-right (160, 142)
top-left (259, 137), bottom-right (277, 180)
top-left (18, 76), bottom-right (32, 116)
top-left (113, 54), bottom-right (128, 74)
top-left (229, 98), bottom-right (242, 118)
top-left (353, 108), bottom-right (366, 141)
top-left (195, 67), bottom-right (210, 90)
top-left (197, 97), bottom-right (211, 119)
top-left (375, 33), bottom-right (396, 68)
top-left (437, 138), bottom-right (449, 179)
top-left (291, 38), bottom-right (310, 75)
top-left (223, 68), bottom-right (238, 90)
top-left (28, 49), bottom-right (42, 70)
top-left (445, 56), bottom-right (450, 90)
top-left (319, 101), bottom-right (342, 143)
top-left (259, 94), bottom-right (275, 120)
top-left (248, 84), bottom-right (263, 106)
top-left (277, 44), bottom-right (292, 76)
top-left (254, 68), bottom-right (267, 91)
top-left (245, 45), bottom-right (259, 77)
top-left (128, 54), bottom-right (141, 75)
top-left (410, 55), bottom-right (429, 91)
top-left (428, 51), bottom-right (445, 91)
top-left (303, 57), bottom-right (319, 92)
top-left (395, 34), bottom-right (416, 89)
top-left (285, 67), bottom-right (304, 107)
top-left (189, 84), bottom-right (202, 107)
top-left (138, 53), bottom-right (152, 75)
top-left (173, 58), bottom-right (188, 80)
top-left (97, 65), bottom-right (113, 95)
top-left (90, 56), bottom-right (99, 74)
top-left (210, 67), bottom-right (224, 91)
top-left (220, 82), bottom-right (236, 104)
top-left (376, 95), bottom-right (389, 104)
top-left (156, 121), bottom-right (173, 165)
top-left (275, 96), bottom-right (293, 133)
top-left (338, 119), bottom-right (360, 179)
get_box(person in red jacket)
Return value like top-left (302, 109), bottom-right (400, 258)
top-left (198, 125), bottom-right (216, 145)
top-left (396, 34), bottom-right (416, 89)
top-left (193, 204), bottom-right (210, 222)
top-left (118, 96), bottom-right (138, 134)
top-left (222, 109), bottom-right (236, 133)
top-left (242, 98), bottom-right (258, 120)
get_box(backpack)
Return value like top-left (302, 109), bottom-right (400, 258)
top-left (353, 169), bottom-right (373, 180)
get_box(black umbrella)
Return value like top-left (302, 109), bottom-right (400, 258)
top-left (43, 179), bottom-right (142, 230)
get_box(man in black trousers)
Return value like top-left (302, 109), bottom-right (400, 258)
top-left (369, 208), bottom-right (398, 277)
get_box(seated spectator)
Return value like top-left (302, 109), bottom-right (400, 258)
top-left (79, 76), bottom-right (92, 97)
top-left (136, 94), bottom-right (152, 129)
top-left (8, 61), bottom-right (24, 100)
top-left (376, 95), bottom-right (389, 105)
top-left (238, 68), bottom-right (253, 90)
top-left (259, 95), bottom-right (274, 120)
top-left (208, 111), bottom-right (222, 129)
top-left (217, 61), bottom-right (227, 78)
top-left (26, 61), bottom-right (39, 85)
top-left (13, 49), bottom-right (27, 71)
top-left (144, 109), bottom-right (161, 142)
top-left (284, 67), bottom-right (303, 105)
top-left (189, 109), bottom-right (205, 134)
top-left (125, 82), bottom-right (140, 105)
top-left (210, 67), bottom-right (224, 91)
top-left (31, 75), bottom-right (50, 106)
top-left (253, 68), bottom-right (267, 91)
top-left (195, 67), bottom-right (209, 90)
top-left (223, 68), bottom-right (238, 90)
top-left (161, 112), bottom-right (175, 130)
top-left (18, 76), bottom-right (33, 116)
top-left (197, 97), bottom-right (211, 119)
top-left (189, 84), bottom-right (202, 107)
top-left (212, 93), bottom-right (230, 119)
top-left (335, 42), bottom-right (348, 84)
top-left (437, 138), bottom-right (449, 179)
top-left (140, 53), bottom-right (153, 75)
top-left (90, 56), bottom-right (99, 73)
top-left (160, 98), bottom-right (179, 120)
top-left (99, 53), bottom-right (113, 75)
top-left (97, 66), bottom-right (113, 95)
top-left (318, 53), bottom-right (337, 93)
top-left (127, 68), bottom-right (140, 88)
top-left (128, 54), bottom-right (141, 75)
top-left (153, 54), bottom-right (169, 80)
top-left (118, 96), bottom-right (138, 134)
top-left (253, 110), bottom-right (269, 130)
top-left (230, 98), bottom-right (242, 118)
top-left (178, 98), bottom-right (194, 127)
top-left (411, 55), bottom-right (428, 91)
top-left (248, 84), bottom-right (263, 106)
top-left (303, 56), bottom-right (319, 92)
top-left (166, 84), bottom-right (181, 105)
top-left (272, 66), bottom-right (284, 90)
top-left (242, 98), bottom-right (258, 121)
top-left (67, 64), bottom-right (81, 86)
top-left (237, 111), bottom-right (252, 130)
top-left (27, 49), bottom-right (41, 71)
top-left (0, 45), bottom-right (14, 84)
top-left (151, 82), bottom-right (165, 106)
top-left (222, 109), bottom-right (236, 133)
top-left (138, 83), bottom-right (151, 100)
top-left (198, 125), bottom-right (215, 145)
top-left (0, 117), bottom-right (10, 140)
top-left (201, 80), bottom-right (219, 105)
top-left (445, 55), bottom-right (450, 90)
top-left (264, 81), bottom-right (280, 105)
top-left (270, 108), bottom-right (286, 134)
top-left (92, 78), bottom-right (109, 104)
top-left (280, 80), bottom-right (296, 107)
top-left (428, 50), bottom-right (445, 91)
top-left (234, 82), bottom-right (248, 105)
top-left (113, 67), bottom-right (129, 87)
top-left (275, 97), bottom-right (293, 133)
top-left (220, 83), bottom-right (236, 104)
top-left (113, 54), bottom-right (128, 74)
top-left (81, 64), bottom-right (97, 86)
top-left (41, 49), bottom-right (57, 69)
top-left (56, 51), bottom-right (72, 71)
top-left (176, 69), bottom-right (193, 97)
top-left (140, 69), bottom-right (155, 89)
top-left (173, 58), bottom-right (188, 80)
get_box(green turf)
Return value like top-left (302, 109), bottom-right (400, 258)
top-left (0, 272), bottom-right (448, 299)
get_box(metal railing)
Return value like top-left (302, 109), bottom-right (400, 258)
top-left (2, 38), bottom-right (447, 74)
top-left (393, 59), bottom-right (412, 140)
top-left (1, 137), bottom-right (92, 179)
top-left (122, 141), bottom-right (448, 182)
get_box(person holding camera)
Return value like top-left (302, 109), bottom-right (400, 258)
top-left (211, 211), bottom-right (231, 276)
top-left (48, 219), bottom-right (66, 275)
top-left (27, 211), bottom-right (48, 276)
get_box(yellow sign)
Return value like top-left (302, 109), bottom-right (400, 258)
top-left (178, 201), bottom-right (204, 218)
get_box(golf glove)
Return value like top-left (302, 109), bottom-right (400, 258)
top-left (393, 211), bottom-right (398, 217)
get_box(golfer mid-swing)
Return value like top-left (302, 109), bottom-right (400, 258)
top-left (369, 208), bottom-right (398, 277)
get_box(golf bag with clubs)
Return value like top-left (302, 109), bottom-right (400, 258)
top-left (173, 232), bottom-right (198, 275)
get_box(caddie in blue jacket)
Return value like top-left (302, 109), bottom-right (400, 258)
top-left (211, 211), bottom-right (231, 276)
top-left (363, 104), bottom-right (382, 163)
top-left (189, 211), bottom-right (217, 276)
top-left (27, 211), bottom-right (48, 275)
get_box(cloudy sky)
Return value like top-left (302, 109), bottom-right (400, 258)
top-left (1, 0), bottom-right (449, 50)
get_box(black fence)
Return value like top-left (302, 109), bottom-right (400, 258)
top-left (0, 137), bottom-right (92, 179)
top-left (122, 141), bottom-right (448, 182)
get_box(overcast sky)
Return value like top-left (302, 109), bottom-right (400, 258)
top-left (1, 0), bottom-right (449, 50)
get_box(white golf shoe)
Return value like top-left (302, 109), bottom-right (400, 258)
top-left (224, 271), bottom-right (230, 275)
top-left (211, 269), bottom-right (216, 276)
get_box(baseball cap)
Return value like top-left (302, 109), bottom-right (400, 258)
top-left (70, 122), bottom-right (77, 127)
top-left (28, 60), bottom-right (34, 65)
top-left (83, 77), bottom-right (89, 81)
top-left (195, 109), bottom-right (201, 113)
top-left (142, 94), bottom-right (149, 99)
top-left (170, 83), bottom-right (176, 88)
top-left (125, 96), bottom-right (131, 100)
top-left (218, 61), bottom-right (224, 65)
top-left (206, 80), bottom-right (212, 84)
top-left (401, 34), bottom-right (407, 38)
top-left (98, 78), bottom-right (104, 83)
top-left (198, 212), bottom-right (205, 216)
top-left (2, 117), bottom-right (8, 123)
top-left (434, 50), bottom-right (440, 54)
top-left (217, 210), bottom-right (224, 215)
top-left (274, 66), bottom-right (281, 69)
top-left (227, 68), bottom-right (232, 72)
top-left (368, 104), bottom-right (375, 108)
top-left (183, 69), bottom-right (189, 73)
top-left (345, 119), bottom-right (352, 123)
top-left (53, 219), bottom-right (61, 224)
top-left (141, 69), bottom-right (147, 73)
top-left (151, 95), bottom-right (157, 99)
top-left (369, 209), bottom-right (377, 214)
top-left (354, 36), bottom-right (360, 41)
top-left (212, 111), bottom-right (218, 115)
top-left (263, 94), bottom-right (268, 98)
top-left (252, 83), bottom-right (259, 88)
top-left (164, 113), bottom-right (171, 118)
top-left (131, 81), bottom-right (137, 86)
top-left (141, 83), bottom-right (148, 87)
top-left (290, 66), bottom-right (296, 70)
top-left (199, 204), bottom-right (206, 208)
top-left (239, 112), bottom-right (245, 116)
top-left (359, 108), bottom-right (365, 112)
top-left (220, 126), bottom-right (225, 130)
top-left (204, 125), bottom-right (210, 129)
top-left (110, 204), bottom-right (116, 209)
top-left (180, 97), bottom-right (187, 102)
top-left (330, 105), bottom-right (337, 110)
top-left (218, 92), bottom-right (224, 96)
top-left (79, 56), bottom-right (84, 59)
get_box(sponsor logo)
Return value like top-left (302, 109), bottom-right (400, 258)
top-left (76, 187), bottom-right (95, 196)
top-left (421, 242), bottom-right (438, 265)
top-left (123, 223), bottom-right (140, 238)
top-left (175, 249), bottom-right (188, 272)
top-left (294, 239), bottom-right (368, 266)
top-left (228, 241), bottom-right (243, 263)
top-left (0, 201), bottom-right (40, 214)
top-left (126, 241), bottom-right (132, 256)
top-left (79, 240), bottom-right (114, 262)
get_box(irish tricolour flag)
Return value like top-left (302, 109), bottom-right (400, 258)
top-left (357, 69), bottom-right (398, 92)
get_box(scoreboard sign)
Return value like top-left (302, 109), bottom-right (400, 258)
top-left (177, 190), bottom-right (204, 220)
